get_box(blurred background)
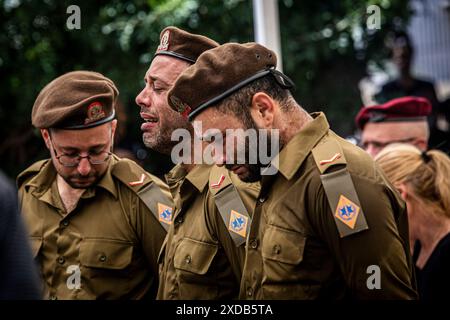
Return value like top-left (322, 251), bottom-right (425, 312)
top-left (1, 0), bottom-right (449, 180)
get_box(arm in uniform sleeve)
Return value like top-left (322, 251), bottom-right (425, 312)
top-left (309, 172), bottom-right (418, 299)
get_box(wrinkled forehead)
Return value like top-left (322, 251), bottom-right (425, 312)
top-left (147, 55), bottom-right (191, 83)
top-left (193, 108), bottom-right (246, 136)
top-left (362, 121), bottom-right (424, 141)
top-left (49, 122), bottom-right (113, 146)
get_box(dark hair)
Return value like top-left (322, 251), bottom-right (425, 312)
top-left (216, 74), bottom-right (293, 126)
top-left (388, 30), bottom-right (414, 56)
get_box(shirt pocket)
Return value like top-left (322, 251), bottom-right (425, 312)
top-left (80, 238), bottom-right (133, 271)
top-left (261, 224), bottom-right (306, 282)
top-left (174, 238), bottom-right (218, 275)
top-left (173, 238), bottom-right (219, 299)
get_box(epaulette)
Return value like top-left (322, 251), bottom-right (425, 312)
top-left (208, 165), bottom-right (251, 246)
top-left (16, 160), bottom-right (48, 189)
top-left (112, 158), bottom-right (174, 231)
top-left (311, 136), bottom-right (369, 238)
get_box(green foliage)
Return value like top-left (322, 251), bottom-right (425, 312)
top-left (0, 0), bottom-right (410, 177)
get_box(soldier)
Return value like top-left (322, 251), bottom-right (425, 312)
top-left (135, 27), bottom-right (259, 299)
top-left (0, 170), bottom-right (41, 299)
top-left (355, 96), bottom-right (432, 157)
top-left (168, 42), bottom-right (418, 299)
top-left (17, 71), bottom-right (171, 299)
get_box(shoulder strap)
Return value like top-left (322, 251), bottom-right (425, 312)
top-left (311, 136), bottom-right (368, 238)
top-left (16, 159), bottom-right (48, 189)
top-left (112, 158), bottom-right (174, 232)
top-left (209, 166), bottom-right (252, 247)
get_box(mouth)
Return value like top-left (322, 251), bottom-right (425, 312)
top-left (230, 165), bottom-right (247, 176)
top-left (140, 113), bottom-right (159, 130)
top-left (141, 112), bottom-right (159, 123)
top-left (70, 176), bottom-right (96, 187)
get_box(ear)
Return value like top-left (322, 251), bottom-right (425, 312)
top-left (249, 92), bottom-right (276, 129)
top-left (41, 129), bottom-right (51, 150)
top-left (396, 182), bottom-right (409, 201)
top-left (414, 139), bottom-right (428, 152)
top-left (111, 119), bottom-right (118, 138)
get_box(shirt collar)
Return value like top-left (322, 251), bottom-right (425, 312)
top-left (272, 112), bottom-right (330, 180)
top-left (25, 157), bottom-right (118, 199)
top-left (24, 160), bottom-right (56, 198)
top-left (184, 164), bottom-right (212, 192)
top-left (95, 156), bottom-right (118, 199)
top-left (166, 163), bottom-right (212, 193)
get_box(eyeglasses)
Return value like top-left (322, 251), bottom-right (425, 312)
top-left (361, 137), bottom-right (417, 150)
top-left (49, 139), bottom-right (112, 167)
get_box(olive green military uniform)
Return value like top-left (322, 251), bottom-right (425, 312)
top-left (157, 164), bottom-right (259, 299)
top-left (17, 155), bottom-right (170, 300)
top-left (240, 112), bottom-right (417, 299)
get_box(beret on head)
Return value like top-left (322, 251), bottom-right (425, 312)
top-left (355, 96), bottom-right (432, 130)
top-left (168, 42), bottom-right (293, 120)
top-left (32, 71), bottom-right (118, 129)
top-left (154, 26), bottom-right (219, 63)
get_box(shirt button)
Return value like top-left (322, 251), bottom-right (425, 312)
top-left (61, 220), bottom-right (69, 227)
top-left (249, 239), bottom-right (258, 249)
top-left (246, 287), bottom-right (253, 297)
top-left (273, 244), bottom-right (281, 255)
top-left (185, 255), bottom-right (192, 264)
top-left (258, 197), bottom-right (266, 203)
top-left (57, 256), bottom-right (65, 264)
top-left (99, 255), bottom-right (107, 262)
top-left (176, 216), bottom-right (184, 225)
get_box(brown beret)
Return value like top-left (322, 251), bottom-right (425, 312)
top-left (355, 96), bottom-right (432, 130)
top-left (154, 26), bottom-right (219, 64)
top-left (32, 70), bottom-right (118, 129)
top-left (168, 42), bottom-right (293, 120)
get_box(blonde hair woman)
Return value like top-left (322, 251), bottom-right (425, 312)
top-left (375, 143), bottom-right (450, 300)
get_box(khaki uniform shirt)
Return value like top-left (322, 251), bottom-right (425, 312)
top-left (17, 155), bottom-right (167, 299)
top-left (157, 164), bottom-right (259, 299)
top-left (240, 112), bottom-right (418, 299)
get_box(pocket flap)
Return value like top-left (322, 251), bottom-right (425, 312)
top-left (80, 239), bottom-right (133, 270)
top-left (173, 238), bottom-right (218, 275)
top-left (262, 225), bottom-right (306, 265)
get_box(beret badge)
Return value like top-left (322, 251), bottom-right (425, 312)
top-left (170, 95), bottom-right (191, 118)
top-left (157, 30), bottom-right (170, 52)
top-left (85, 101), bottom-right (106, 125)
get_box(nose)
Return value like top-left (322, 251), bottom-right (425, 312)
top-left (214, 149), bottom-right (227, 167)
top-left (135, 88), bottom-right (150, 109)
top-left (77, 158), bottom-right (92, 176)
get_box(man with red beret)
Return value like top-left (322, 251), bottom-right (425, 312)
top-left (17, 70), bottom-right (171, 299)
top-left (168, 42), bottom-right (418, 299)
top-left (135, 27), bottom-right (259, 299)
top-left (355, 96), bottom-right (431, 157)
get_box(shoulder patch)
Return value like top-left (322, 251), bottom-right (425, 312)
top-left (157, 202), bottom-right (173, 225)
top-left (112, 157), bottom-right (152, 191)
top-left (128, 173), bottom-right (146, 186)
top-left (334, 195), bottom-right (360, 230)
top-left (312, 137), bottom-right (347, 174)
top-left (228, 210), bottom-right (249, 238)
top-left (209, 166), bottom-right (232, 195)
top-left (210, 174), bottom-right (225, 189)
